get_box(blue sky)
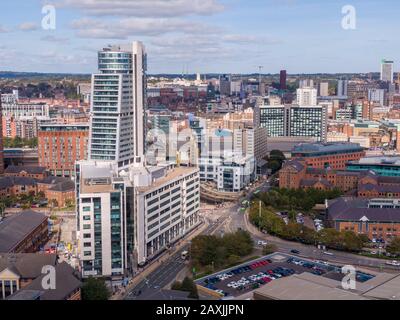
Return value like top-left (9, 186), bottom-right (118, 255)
top-left (0, 0), bottom-right (399, 74)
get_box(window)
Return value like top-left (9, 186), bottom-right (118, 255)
top-left (83, 215), bottom-right (91, 221)
top-left (83, 224), bottom-right (91, 230)
top-left (84, 251), bottom-right (92, 256)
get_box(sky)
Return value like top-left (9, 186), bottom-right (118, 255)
top-left (0, 0), bottom-right (399, 74)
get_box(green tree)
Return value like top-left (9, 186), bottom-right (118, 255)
top-left (81, 277), bottom-right (110, 300)
top-left (263, 244), bottom-right (277, 255)
top-left (387, 237), bottom-right (400, 256)
top-left (180, 277), bottom-right (199, 299)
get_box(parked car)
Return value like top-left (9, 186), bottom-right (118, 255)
top-left (386, 260), bottom-right (400, 266)
top-left (290, 249), bottom-right (300, 254)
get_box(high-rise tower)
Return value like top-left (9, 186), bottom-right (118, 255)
top-left (381, 59), bottom-right (394, 83)
top-left (89, 41), bottom-right (147, 168)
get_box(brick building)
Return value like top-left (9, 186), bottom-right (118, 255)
top-left (291, 142), bottom-right (365, 170)
top-left (0, 254), bottom-right (81, 300)
top-left (0, 172), bottom-right (75, 208)
top-left (0, 210), bottom-right (49, 253)
top-left (327, 198), bottom-right (400, 241)
top-left (38, 123), bottom-right (89, 177)
top-left (279, 160), bottom-right (400, 195)
top-left (4, 165), bottom-right (47, 179)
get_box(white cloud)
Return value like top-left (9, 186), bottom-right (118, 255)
top-left (57, 0), bottom-right (224, 17)
top-left (18, 22), bottom-right (40, 31)
top-left (70, 17), bottom-right (217, 39)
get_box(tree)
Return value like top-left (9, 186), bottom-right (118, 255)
top-left (81, 277), bottom-right (110, 300)
top-left (263, 244), bottom-right (277, 255)
top-left (181, 277), bottom-right (199, 299)
top-left (267, 150), bottom-right (286, 173)
top-left (172, 277), bottom-right (199, 299)
top-left (387, 237), bottom-right (400, 256)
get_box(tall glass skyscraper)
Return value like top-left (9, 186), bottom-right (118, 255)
top-left (89, 42), bottom-right (147, 167)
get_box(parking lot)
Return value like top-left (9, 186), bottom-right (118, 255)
top-left (196, 253), bottom-right (376, 298)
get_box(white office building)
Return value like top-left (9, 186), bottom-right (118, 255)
top-left (368, 88), bottom-right (386, 106)
top-left (296, 87), bottom-right (317, 106)
top-left (319, 82), bottom-right (329, 97)
top-left (76, 161), bottom-right (200, 277)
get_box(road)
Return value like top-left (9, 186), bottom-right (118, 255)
top-left (125, 217), bottom-right (229, 300)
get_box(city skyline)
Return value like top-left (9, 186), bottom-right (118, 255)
top-left (0, 0), bottom-right (400, 74)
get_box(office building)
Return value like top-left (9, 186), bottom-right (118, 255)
top-left (89, 42), bottom-right (146, 167)
top-left (259, 105), bottom-right (328, 142)
top-left (381, 59), bottom-right (394, 83)
top-left (337, 80), bottom-right (348, 97)
top-left (219, 74), bottom-right (231, 96)
top-left (1, 93), bottom-right (49, 118)
top-left (319, 82), bottom-right (329, 97)
top-left (38, 123), bottom-right (89, 177)
top-left (347, 156), bottom-right (400, 177)
top-left (368, 88), bottom-right (386, 106)
top-left (296, 87), bottom-right (317, 106)
top-left (280, 70), bottom-right (287, 90)
top-left (299, 79), bottom-right (314, 89)
top-left (76, 161), bottom-right (200, 277)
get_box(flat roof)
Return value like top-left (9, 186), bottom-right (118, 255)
top-left (253, 273), bottom-right (370, 300)
top-left (137, 167), bottom-right (198, 193)
top-left (349, 156), bottom-right (400, 166)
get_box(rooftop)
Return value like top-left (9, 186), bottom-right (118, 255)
top-left (0, 253), bottom-right (57, 279)
top-left (292, 142), bottom-right (364, 155)
top-left (253, 273), bottom-right (368, 300)
top-left (0, 210), bottom-right (48, 252)
top-left (4, 165), bottom-right (47, 175)
top-left (11, 262), bottom-right (81, 300)
top-left (349, 156), bottom-right (400, 166)
top-left (328, 197), bottom-right (400, 223)
top-left (137, 166), bottom-right (198, 193)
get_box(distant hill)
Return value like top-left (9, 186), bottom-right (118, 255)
top-left (0, 71), bottom-right (91, 80)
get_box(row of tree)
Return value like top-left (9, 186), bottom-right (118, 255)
top-left (190, 230), bottom-right (254, 270)
top-left (254, 187), bottom-right (343, 212)
top-left (3, 137), bottom-right (38, 148)
top-left (249, 203), bottom-right (368, 252)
